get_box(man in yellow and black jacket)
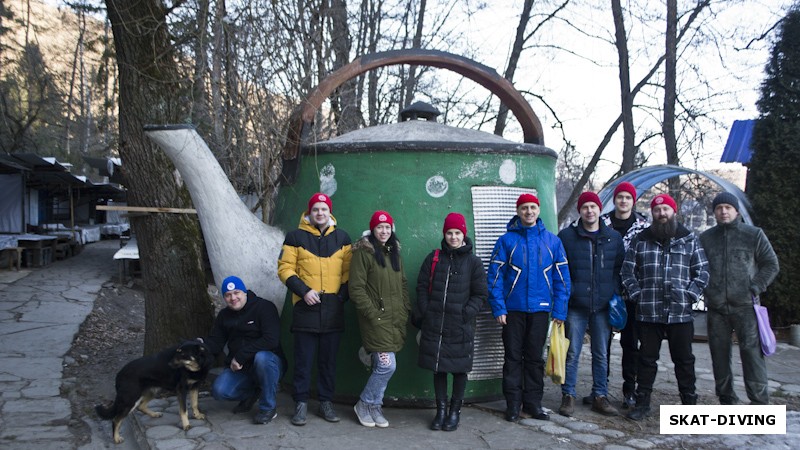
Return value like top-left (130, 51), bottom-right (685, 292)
top-left (278, 193), bottom-right (352, 426)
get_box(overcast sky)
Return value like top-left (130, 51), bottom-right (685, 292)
top-left (415, 0), bottom-right (793, 181)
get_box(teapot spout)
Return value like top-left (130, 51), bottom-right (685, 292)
top-left (144, 125), bottom-right (287, 310)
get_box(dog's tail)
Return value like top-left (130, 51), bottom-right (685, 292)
top-left (95, 403), bottom-right (116, 420)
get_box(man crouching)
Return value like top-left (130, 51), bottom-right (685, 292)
top-left (199, 275), bottom-right (287, 424)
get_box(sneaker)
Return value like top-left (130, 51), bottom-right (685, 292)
top-left (354, 400), bottom-right (375, 427)
top-left (558, 394), bottom-right (575, 417)
top-left (591, 395), bottom-right (619, 416)
top-left (291, 401), bottom-right (307, 426)
top-left (319, 400), bottom-right (340, 423)
top-left (253, 408), bottom-right (277, 424)
top-left (369, 403), bottom-right (389, 428)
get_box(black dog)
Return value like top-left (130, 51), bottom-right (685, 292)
top-left (95, 340), bottom-right (213, 444)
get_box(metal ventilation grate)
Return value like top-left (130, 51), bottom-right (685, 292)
top-left (468, 186), bottom-right (538, 381)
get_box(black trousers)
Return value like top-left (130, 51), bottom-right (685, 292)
top-left (502, 311), bottom-right (549, 407)
top-left (635, 321), bottom-right (696, 396)
top-left (619, 300), bottom-right (640, 394)
top-left (292, 331), bottom-right (342, 402)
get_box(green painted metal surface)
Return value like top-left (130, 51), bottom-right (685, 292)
top-left (274, 148), bottom-right (557, 404)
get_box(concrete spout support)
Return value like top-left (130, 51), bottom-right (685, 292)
top-left (144, 125), bottom-right (287, 310)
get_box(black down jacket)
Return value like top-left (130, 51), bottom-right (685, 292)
top-left (413, 237), bottom-right (488, 373)
top-left (557, 219), bottom-right (625, 313)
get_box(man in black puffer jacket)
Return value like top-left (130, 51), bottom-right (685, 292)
top-left (204, 276), bottom-right (287, 425)
top-left (558, 192), bottom-right (625, 418)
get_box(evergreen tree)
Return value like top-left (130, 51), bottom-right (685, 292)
top-left (748, 4), bottom-right (800, 326)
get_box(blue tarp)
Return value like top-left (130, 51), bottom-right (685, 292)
top-left (720, 119), bottom-right (755, 164)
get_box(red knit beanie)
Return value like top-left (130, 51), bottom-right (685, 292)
top-left (442, 212), bottom-right (467, 235)
top-left (369, 210), bottom-right (394, 230)
top-left (307, 192), bottom-right (332, 214)
top-left (516, 193), bottom-right (540, 208)
top-left (577, 191), bottom-right (602, 211)
top-left (613, 182), bottom-right (637, 201)
top-left (651, 194), bottom-right (677, 212)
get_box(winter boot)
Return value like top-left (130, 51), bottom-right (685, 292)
top-left (504, 401), bottom-right (521, 422)
top-left (430, 399), bottom-right (447, 430)
top-left (626, 392), bottom-right (651, 421)
top-left (680, 392), bottom-right (698, 405)
top-left (443, 399), bottom-right (462, 431)
top-left (558, 394), bottom-right (575, 417)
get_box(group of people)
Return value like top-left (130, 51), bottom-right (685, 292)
top-left (196, 185), bottom-right (779, 428)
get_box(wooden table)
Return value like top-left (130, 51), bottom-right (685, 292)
top-left (16, 234), bottom-right (58, 267)
top-left (113, 237), bottom-right (139, 283)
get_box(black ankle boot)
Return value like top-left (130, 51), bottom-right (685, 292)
top-left (442, 399), bottom-right (462, 431)
top-left (430, 399), bottom-right (447, 430)
top-left (626, 392), bottom-right (651, 421)
top-left (680, 393), bottom-right (698, 405)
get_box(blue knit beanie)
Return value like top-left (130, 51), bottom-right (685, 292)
top-left (221, 276), bottom-right (246, 295)
top-left (712, 192), bottom-right (739, 212)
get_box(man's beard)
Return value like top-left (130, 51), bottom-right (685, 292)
top-left (651, 215), bottom-right (678, 240)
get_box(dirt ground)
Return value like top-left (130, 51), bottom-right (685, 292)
top-left (62, 281), bottom-right (146, 447)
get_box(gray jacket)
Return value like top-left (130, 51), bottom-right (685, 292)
top-left (699, 218), bottom-right (779, 312)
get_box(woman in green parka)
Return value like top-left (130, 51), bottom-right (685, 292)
top-left (349, 210), bottom-right (410, 429)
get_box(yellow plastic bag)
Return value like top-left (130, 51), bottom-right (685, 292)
top-left (545, 322), bottom-right (570, 385)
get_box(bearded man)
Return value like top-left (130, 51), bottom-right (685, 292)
top-left (620, 194), bottom-right (709, 421)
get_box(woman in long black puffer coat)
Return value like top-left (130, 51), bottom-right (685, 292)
top-left (413, 212), bottom-right (487, 431)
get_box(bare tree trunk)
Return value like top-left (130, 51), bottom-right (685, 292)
top-left (192, 0), bottom-right (210, 134)
top-left (330, 0), bottom-right (361, 132)
top-left (403, 0), bottom-right (426, 108)
top-left (211, 0), bottom-right (226, 159)
top-left (104, 0), bottom-right (214, 355)
top-left (664, 0), bottom-right (679, 196)
top-left (612, 0), bottom-right (635, 173)
top-left (557, 0), bottom-right (710, 224)
top-left (65, 27), bottom-right (81, 156)
top-left (494, 0), bottom-right (533, 137)
top-left (365, 0), bottom-right (381, 126)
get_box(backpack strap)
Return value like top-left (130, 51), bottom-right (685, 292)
top-left (427, 249), bottom-right (440, 294)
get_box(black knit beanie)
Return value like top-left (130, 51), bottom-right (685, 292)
top-left (712, 192), bottom-right (740, 212)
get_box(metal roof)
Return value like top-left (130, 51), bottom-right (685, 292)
top-left (83, 156), bottom-right (125, 184)
top-left (599, 164), bottom-right (752, 225)
top-left (0, 153), bottom-right (126, 195)
top-left (720, 119), bottom-right (755, 164)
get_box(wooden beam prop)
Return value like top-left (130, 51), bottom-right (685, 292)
top-left (97, 205), bottom-right (197, 214)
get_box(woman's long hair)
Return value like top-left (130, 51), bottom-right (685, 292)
top-left (368, 233), bottom-right (401, 272)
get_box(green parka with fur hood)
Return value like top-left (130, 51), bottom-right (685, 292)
top-left (349, 235), bottom-right (410, 353)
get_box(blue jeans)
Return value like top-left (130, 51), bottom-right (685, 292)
top-left (359, 352), bottom-right (396, 405)
top-left (562, 308), bottom-right (611, 397)
top-left (212, 351), bottom-right (284, 412)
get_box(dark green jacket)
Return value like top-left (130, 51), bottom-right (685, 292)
top-left (349, 237), bottom-right (410, 353)
top-left (699, 218), bottom-right (779, 312)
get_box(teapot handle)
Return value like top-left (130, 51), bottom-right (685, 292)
top-left (281, 49), bottom-right (544, 185)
